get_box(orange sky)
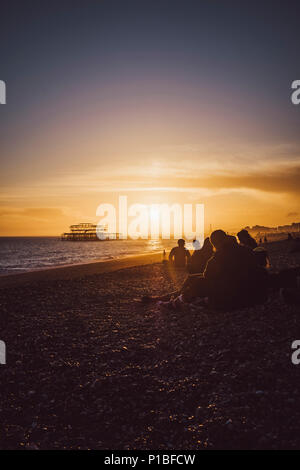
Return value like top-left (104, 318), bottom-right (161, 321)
top-left (1, 96), bottom-right (299, 235)
top-left (1, 2), bottom-right (299, 236)
top-left (1, 147), bottom-right (299, 236)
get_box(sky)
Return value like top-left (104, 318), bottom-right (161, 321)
top-left (0, 0), bottom-right (300, 236)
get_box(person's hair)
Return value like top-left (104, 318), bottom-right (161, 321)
top-left (253, 247), bottom-right (269, 268)
top-left (226, 235), bottom-right (238, 247)
top-left (178, 239), bottom-right (185, 247)
top-left (237, 229), bottom-right (250, 243)
top-left (237, 229), bottom-right (257, 249)
top-left (210, 230), bottom-right (227, 250)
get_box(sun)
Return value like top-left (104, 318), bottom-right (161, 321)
top-left (149, 205), bottom-right (161, 238)
top-left (150, 206), bottom-right (160, 223)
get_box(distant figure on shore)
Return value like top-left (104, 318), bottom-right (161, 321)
top-left (287, 233), bottom-right (294, 241)
top-left (169, 239), bottom-right (191, 268)
top-left (237, 229), bottom-right (258, 250)
top-left (264, 235), bottom-right (268, 243)
top-left (188, 237), bottom-right (213, 274)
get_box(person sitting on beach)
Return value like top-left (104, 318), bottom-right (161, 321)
top-left (237, 231), bottom-right (269, 267)
top-left (226, 234), bottom-right (239, 247)
top-left (169, 239), bottom-right (191, 268)
top-left (203, 230), bottom-right (268, 310)
top-left (188, 237), bottom-right (213, 274)
top-left (143, 230), bottom-right (268, 311)
top-left (253, 246), bottom-right (269, 268)
top-left (237, 229), bottom-right (258, 250)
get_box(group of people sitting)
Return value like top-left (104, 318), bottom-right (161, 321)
top-left (169, 229), bottom-right (267, 273)
top-left (143, 229), bottom-right (300, 311)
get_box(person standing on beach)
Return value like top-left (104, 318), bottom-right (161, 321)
top-left (169, 239), bottom-right (191, 268)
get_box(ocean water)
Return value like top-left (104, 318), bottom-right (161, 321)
top-left (0, 237), bottom-right (187, 275)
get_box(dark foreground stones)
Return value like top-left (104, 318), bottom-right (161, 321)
top-left (0, 240), bottom-right (300, 449)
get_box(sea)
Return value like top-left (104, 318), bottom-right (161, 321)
top-left (0, 237), bottom-right (190, 275)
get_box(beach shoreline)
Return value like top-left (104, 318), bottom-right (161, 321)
top-left (0, 251), bottom-right (165, 287)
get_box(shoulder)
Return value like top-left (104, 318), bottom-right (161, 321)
top-left (236, 244), bottom-right (256, 260)
top-left (239, 244), bottom-right (253, 254)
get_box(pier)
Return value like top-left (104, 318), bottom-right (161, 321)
top-left (61, 223), bottom-right (119, 241)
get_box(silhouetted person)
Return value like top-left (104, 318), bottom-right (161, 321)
top-left (288, 233), bottom-right (294, 241)
top-left (237, 229), bottom-right (257, 250)
top-left (253, 246), bottom-right (269, 268)
top-left (204, 230), bottom-right (268, 310)
top-left (226, 234), bottom-right (239, 247)
top-left (143, 230), bottom-right (268, 310)
top-left (169, 239), bottom-right (191, 268)
top-left (264, 235), bottom-right (268, 243)
top-left (189, 237), bottom-right (213, 274)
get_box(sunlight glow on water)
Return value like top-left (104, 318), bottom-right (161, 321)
top-left (0, 237), bottom-right (179, 274)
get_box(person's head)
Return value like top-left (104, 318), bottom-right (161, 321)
top-left (237, 229), bottom-right (249, 244)
top-left (177, 239), bottom-right (185, 248)
top-left (226, 235), bottom-right (238, 247)
top-left (254, 247), bottom-right (269, 268)
top-left (210, 230), bottom-right (227, 250)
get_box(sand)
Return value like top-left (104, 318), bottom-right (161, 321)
top-left (1, 240), bottom-right (300, 449)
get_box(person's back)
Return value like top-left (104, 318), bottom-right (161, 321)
top-left (169, 239), bottom-right (190, 268)
top-left (189, 237), bottom-right (213, 274)
top-left (253, 246), bottom-right (269, 268)
top-left (205, 231), bottom-right (267, 310)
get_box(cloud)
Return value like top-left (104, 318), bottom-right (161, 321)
top-left (98, 163), bottom-right (300, 195)
top-left (0, 207), bottom-right (64, 220)
top-left (287, 211), bottom-right (299, 218)
top-left (1, 158), bottom-right (300, 201)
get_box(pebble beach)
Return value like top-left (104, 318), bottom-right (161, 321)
top-left (1, 240), bottom-right (300, 450)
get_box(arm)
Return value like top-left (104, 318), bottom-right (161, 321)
top-left (169, 248), bottom-right (175, 262)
